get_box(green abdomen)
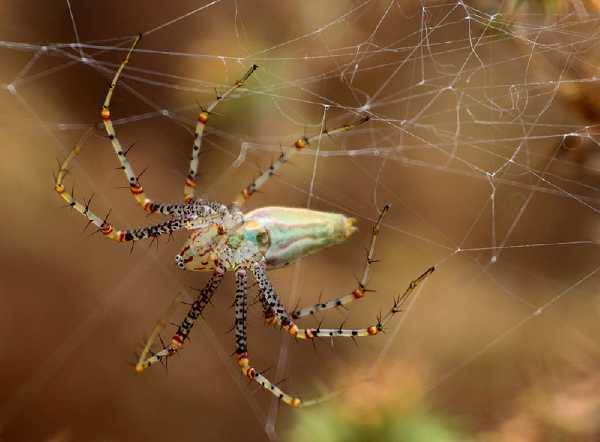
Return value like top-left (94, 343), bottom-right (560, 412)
top-left (244, 207), bottom-right (356, 268)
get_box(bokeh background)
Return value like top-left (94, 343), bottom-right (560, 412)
top-left (2, 1), bottom-right (600, 441)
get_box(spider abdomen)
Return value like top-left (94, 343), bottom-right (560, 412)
top-left (244, 206), bottom-right (356, 268)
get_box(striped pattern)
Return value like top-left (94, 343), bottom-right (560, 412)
top-left (245, 206), bottom-right (356, 269)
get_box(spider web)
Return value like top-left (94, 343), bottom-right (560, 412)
top-left (2, 0), bottom-right (600, 440)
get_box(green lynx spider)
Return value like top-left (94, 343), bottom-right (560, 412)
top-left (54, 34), bottom-right (435, 408)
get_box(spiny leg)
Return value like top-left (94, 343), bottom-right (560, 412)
top-left (100, 34), bottom-right (185, 215)
top-left (293, 266), bottom-right (435, 339)
top-left (292, 204), bottom-right (390, 320)
top-left (233, 267), bottom-right (305, 407)
top-left (135, 267), bottom-right (225, 372)
top-left (251, 262), bottom-right (435, 340)
top-left (250, 262), bottom-right (294, 328)
top-left (184, 64), bottom-right (258, 203)
top-left (54, 131), bottom-right (194, 242)
top-left (233, 115), bottom-right (370, 207)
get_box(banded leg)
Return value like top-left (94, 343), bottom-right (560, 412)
top-left (250, 262), bottom-right (294, 328)
top-left (234, 267), bottom-right (305, 407)
top-left (252, 262), bottom-right (435, 340)
top-left (54, 134), bottom-right (194, 242)
top-left (135, 267), bottom-right (225, 372)
top-left (184, 64), bottom-right (258, 203)
top-left (233, 115), bottom-right (370, 207)
top-left (100, 34), bottom-right (184, 215)
top-left (291, 204), bottom-right (390, 320)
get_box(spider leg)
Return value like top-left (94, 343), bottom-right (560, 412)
top-left (251, 262), bottom-right (434, 340)
top-left (234, 267), bottom-right (308, 407)
top-left (135, 267), bottom-right (225, 372)
top-left (100, 34), bottom-right (193, 215)
top-left (292, 204), bottom-right (390, 320)
top-left (184, 65), bottom-right (258, 203)
top-left (61, 128), bottom-right (227, 221)
top-left (54, 135), bottom-right (195, 242)
top-left (232, 115), bottom-right (370, 207)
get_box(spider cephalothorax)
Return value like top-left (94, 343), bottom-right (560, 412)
top-left (54, 34), bottom-right (434, 407)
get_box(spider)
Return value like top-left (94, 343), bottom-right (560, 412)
top-left (54, 34), bottom-right (435, 408)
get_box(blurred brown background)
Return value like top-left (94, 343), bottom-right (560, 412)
top-left (2, 1), bottom-right (600, 441)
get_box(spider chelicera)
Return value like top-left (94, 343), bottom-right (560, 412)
top-left (54, 34), bottom-right (434, 407)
